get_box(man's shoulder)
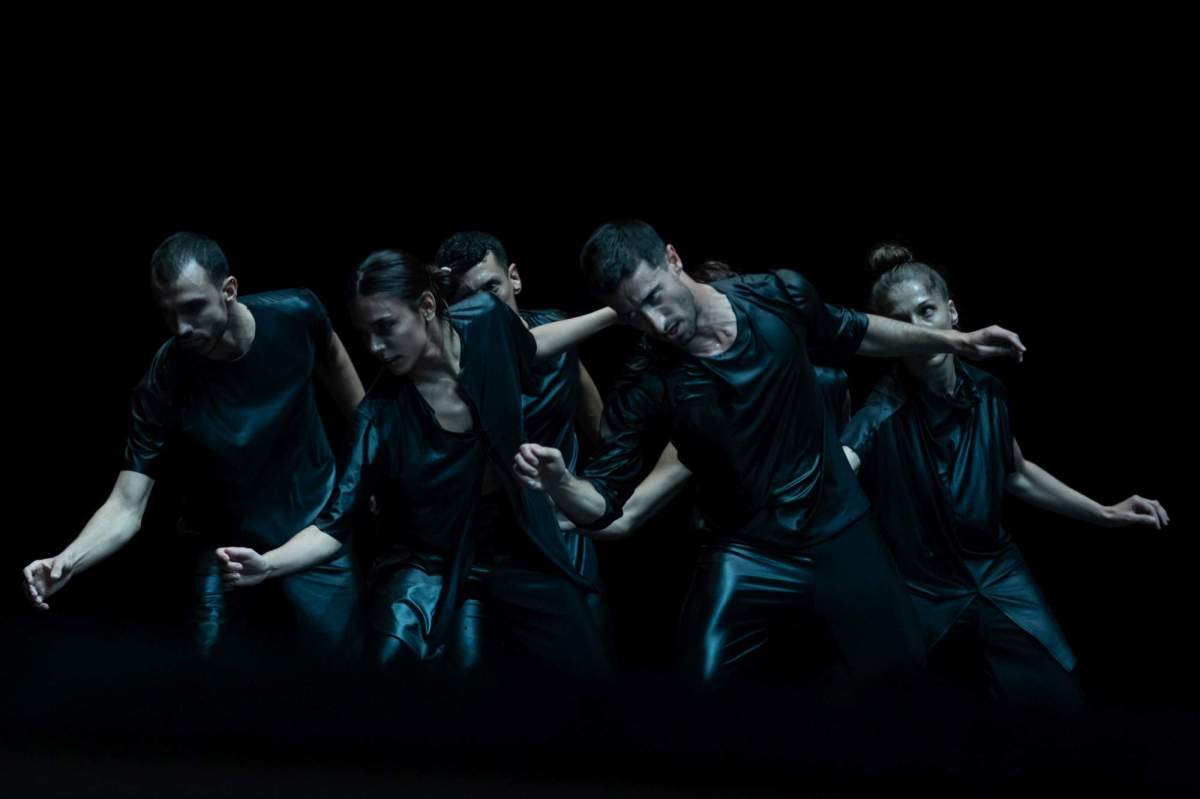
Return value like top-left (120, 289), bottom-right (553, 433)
top-left (243, 287), bottom-right (324, 319)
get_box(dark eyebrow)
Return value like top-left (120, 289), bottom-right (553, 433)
top-left (635, 282), bottom-right (661, 308)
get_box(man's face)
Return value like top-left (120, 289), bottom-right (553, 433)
top-left (453, 252), bottom-right (522, 313)
top-left (152, 260), bottom-right (234, 357)
top-left (604, 250), bottom-right (699, 348)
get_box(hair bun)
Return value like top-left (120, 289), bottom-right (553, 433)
top-left (867, 243), bottom-right (914, 275)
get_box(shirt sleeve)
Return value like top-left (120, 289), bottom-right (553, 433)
top-left (122, 347), bottom-right (179, 479)
top-left (773, 269), bottom-right (869, 365)
top-left (313, 402), bottom-right (382, 541)
top-left (493, 296), bottom-right (538, 394)
top-left (841, 387), bottom-right (899, 486)
top-left (298, 288), bottom-right (335, 366)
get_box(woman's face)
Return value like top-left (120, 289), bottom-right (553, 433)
top-left (884, 277), bottom-right (959, 370)
top-left (351, 291), bottom-right (435, 376)
top-left (884, 277), bottom-right (957, 329)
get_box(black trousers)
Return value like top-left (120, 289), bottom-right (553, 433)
top-left (367, 494), bottom-right (609, 677)
top-left (929, 596), bottom-right (1084, 712)
top-left (192, 546), bottom-right (364, 661)
top-left (559, 523), bottom-right (611, 645)
top-left (677, 514), bottom-right (926, 686)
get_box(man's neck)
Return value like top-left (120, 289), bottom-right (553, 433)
top-left (210, 302), bottom-right (256, 362)
top-left (685, 282), bottom-right (737, 357)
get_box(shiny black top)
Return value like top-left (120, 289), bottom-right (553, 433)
top-left (519, 308), bottom-right (583, 473)
top-left (314, 293), bottom-right (593, 589)
top-left (124, 289), bottom-right (337, 549)
top-left (842, 360), bottom-right (1017, 589)
top-left (582, 270), bottom-right (871, 548)
top-left (814, 365), bottom-right (851, 433)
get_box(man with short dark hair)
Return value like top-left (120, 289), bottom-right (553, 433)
top-left (515, 220), bottom-right (1027, 686)
top-left (433, 230), bottom-right (609, 663)
top-left (23, 232), bottom-right (366, 659)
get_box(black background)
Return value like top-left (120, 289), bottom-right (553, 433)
top-left (4, 44), bottom-right (1195, 795)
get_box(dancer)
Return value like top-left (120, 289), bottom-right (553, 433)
top-left (841, 244), bottom-right (1168, 708)
top-left (23, 232), bottom-right (366, 658)
top-left (218, 250), bottom-right (616, 675)
top-left (515, 220), bottom-right (1025, 685)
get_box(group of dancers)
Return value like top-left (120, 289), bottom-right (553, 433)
top-left (23, 221), bottom-right (1169, 709)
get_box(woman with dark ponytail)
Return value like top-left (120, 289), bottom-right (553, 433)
top-left (842, 244), bottom-right (1169, 708)
top-left (214, 249), bottom-right (617, 675)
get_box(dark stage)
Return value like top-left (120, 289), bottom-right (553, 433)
top-left (6, 126), bottom-right (1194, 796)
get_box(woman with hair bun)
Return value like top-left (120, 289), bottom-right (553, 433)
top-left (842, 244), bottom-right (1169, 708)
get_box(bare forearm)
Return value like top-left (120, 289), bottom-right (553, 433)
top-left (59, 500), bottom-right (143, 573)
top-left (585, 450), bottom-right (691, 540)
top-left (532, 308), bottom-right (618, 362)
top-left (857, 314), bottom-right (962, 358)
top-left (318, 334), bottom-right (366, 422)
top-left (1006, 460), bottom-right (1110, 526)
top-left (548, 473), bottom-right (609, 527)
top-left (319, 357), bottom-right (365, 422)
top-left (260, 526), bottom-right (344, 580)
top-left (622, 469), bottom-right (688, 531)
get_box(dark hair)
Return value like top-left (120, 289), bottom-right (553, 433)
top-left (348, 249), bottom-right (448, 316)
top-left (686, 259), bottom-right (737, 284)
top-left (579, 219), bottom-right (668, 295)
top-left (866, 243), bottom-right (951, 314)
top-left (433, 231), bottom-right (509, 299)
top-left (150, 232), bottom-right (230, 286)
